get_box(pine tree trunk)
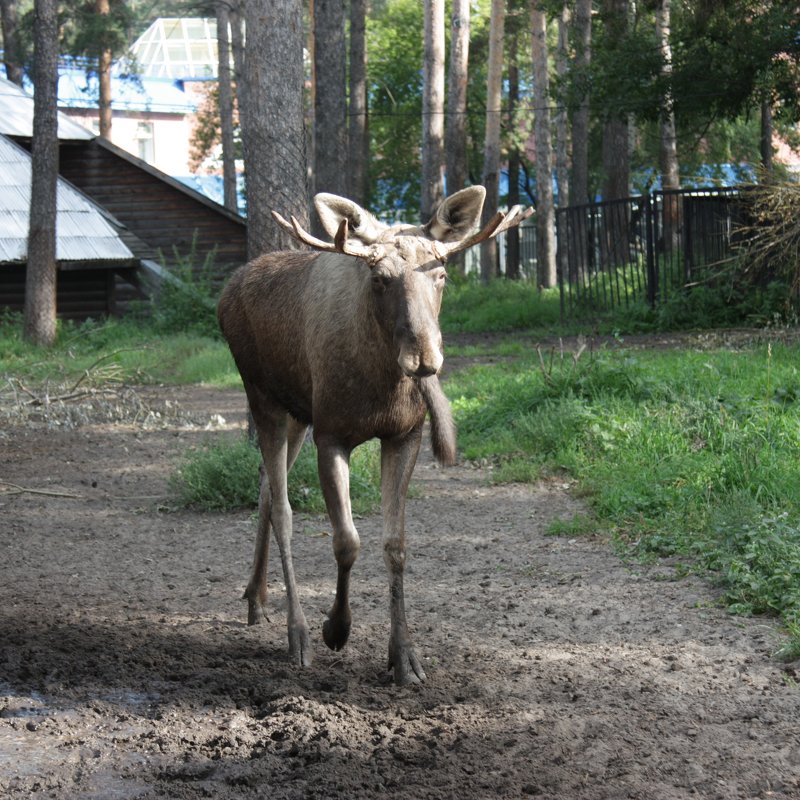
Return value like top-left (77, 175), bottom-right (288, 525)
top-left (531, 1), bottom-right (556, 288)
top-left (445, 0), bottom-right (469, 196)
top-left (760, 98), bottom-right (774, 177)
top-left (601, 0), bottom-right (629, 203)
top-left (555, 2), bottom-right (571, 210)
top-left (601, 0), bottom-right (630, 267)
top-left (480, 0), bottom-right (505, 282)
top-left (656, 0), bottom-right (680, 251)
top-left (24, 0), bottom-right (59, 346)
top-left (229, 1), bottom-right (245, 87)
top-left (571, 0), bottom-right (592, 207)
top-left (506, 20), bottom-right (520, 281)
top-left (421, 0), bottom-right (445, 222)
top-left (216, 2), bottom-right (238, 213)
top-left (241, 0), bottom-right (308, 259)
top-left (96, 0), bottom-right (112, 138)
top-left (445, 0), bottom-right (470, 275)
top-left (656, 0), bottom-right (679, 193)
top-left (313, 0), bottom-right (347, 215)
top-left (1, 0), bottom-right (24, 86)
top-left (347, 0), bottom-right (368, 206)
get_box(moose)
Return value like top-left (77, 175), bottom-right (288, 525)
top-left (217, 186), bottom-right (532, 684)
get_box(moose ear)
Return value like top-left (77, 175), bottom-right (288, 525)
top-left (425, 186), bottom-right (486, 243)
top-left (314, 193), bottom-right (386, 244)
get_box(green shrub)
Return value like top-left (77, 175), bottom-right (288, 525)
top-left (171, 436), bottom-right (262, 511)
top-left (441, 279), bottom-right (563, 333)
top-left (149, 239), bottom-right (221, 339)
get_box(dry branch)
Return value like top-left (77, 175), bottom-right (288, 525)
top-left (0, 480), bottom-right (83, 499)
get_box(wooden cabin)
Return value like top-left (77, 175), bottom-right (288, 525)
top-left (0, 77), bottom-right (247, 320)
top-left (0, 134), bottom-right (142, 320)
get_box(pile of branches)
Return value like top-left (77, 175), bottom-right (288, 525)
top-left (737, 182), bottom-right (800, 300)
top-left (0, 351), bottom-right (192, 431)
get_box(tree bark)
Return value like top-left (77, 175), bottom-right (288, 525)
top-left (531, 1), bottom-right (556, 288)
top-left (571, 0), bottom-right (592, 207)
top-left (506, 17), bottom-right (520, 281)
top-left (347, 0), bottom-right (368, 206)
top-left (229, 0), bottom-right (245, 87)
top-left (96, 0), bottom-right (112, 138)
top-left (444, 0), bottom-right (470, 275)
top-left (760, 97), bottom-right (774, 177)
top-left (216, 1), bottom-right (238, 213)
top-left (600, 0), bottom-right (630, 268)
top-left (241, 0), bottom-right (308, 259)
top-left (656, 0), bottom-right (680, 252)
top-left (313, 0), bottom-right (347, 218)
top-left (421, 0), bottom-right (445, 222)
top-left (601, 0), bottom-right (629, 203)
top-left (656, 0), bottom-right (679, 193)
top-left (480, 0), bottom-right (505, 282)
top-left (445, 0), bottom-right (469, 196)
top-left (0, 0), bottom-right (24, 86)
top-left (24, 0), bottom-right (59, 346)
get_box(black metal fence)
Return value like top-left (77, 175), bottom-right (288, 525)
top-left (554, 187), bottom-right (744, 316)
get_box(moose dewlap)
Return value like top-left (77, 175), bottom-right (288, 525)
top-left (217, 187), bottom-right (532, 685)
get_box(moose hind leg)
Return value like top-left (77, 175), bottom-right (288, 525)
top-left (243, 417), bottom-right (308, 627)
top-left (243, 461), bottom-right (271, 625)
top-left (381, 427), bottom-right (426, 685)
top-left (316, 438), bottom-right (360, 652)
top-left (257, 416), bottom-right (312, 667)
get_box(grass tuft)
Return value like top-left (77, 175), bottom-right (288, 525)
top-left (170, 436), bottom-right (381, 515)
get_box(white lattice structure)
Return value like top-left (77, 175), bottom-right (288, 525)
top-left (129, 18), bottom-right (218, 79)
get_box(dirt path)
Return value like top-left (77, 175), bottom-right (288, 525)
top-left (1, 385), bottom-right (798, 799)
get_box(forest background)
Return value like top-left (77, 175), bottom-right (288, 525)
top-left (2, 0), bottom-right (799, 345)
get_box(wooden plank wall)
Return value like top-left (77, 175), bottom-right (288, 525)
top-left (58, 140), bottom-right (247, 277)
top-left (0, 264), bottom-right (145, 321)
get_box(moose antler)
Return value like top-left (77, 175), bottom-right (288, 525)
top-left (272, 211), bottom-right (383, 263)
top-left (441, 204), bottom-right (534, 257)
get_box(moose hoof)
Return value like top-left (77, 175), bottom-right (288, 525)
top-left (388, 642), bottom-right (427, 686)
top-left (288, 625), bottom-right (313, 668)
top-left (322, 613), bottom-right (352, 652)
top-left (246, 597), bottom-right (269, 626)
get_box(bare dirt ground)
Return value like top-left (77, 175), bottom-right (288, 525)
top-left (1, 375), bottom-right (799, 799)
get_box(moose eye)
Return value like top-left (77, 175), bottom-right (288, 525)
top-left (432, 268), bottom-right (447, 287)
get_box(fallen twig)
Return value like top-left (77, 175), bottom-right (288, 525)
top-left (0, 480), bottom-right (83, 499)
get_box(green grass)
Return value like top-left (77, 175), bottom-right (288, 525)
top-left (0, 314), bottom-right (240, 388)
top-left (171, 435), bottom-right (382, 515)
top-left (446, 341), bottom-right (800, 657)
top-left (441, 280), bottom-right (564, 334)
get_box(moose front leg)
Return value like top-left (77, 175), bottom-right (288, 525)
top-left (381, 426), bottom-right (426, 685)
top-left (316, 438), bottom-right (361, 652)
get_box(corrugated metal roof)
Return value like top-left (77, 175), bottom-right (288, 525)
top-left (0, 76), bottom-right (94, 140)
top-left (0, 135), bottom-right (134, 263)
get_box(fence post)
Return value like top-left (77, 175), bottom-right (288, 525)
top-left (645, 192), bottom-right (657, 307)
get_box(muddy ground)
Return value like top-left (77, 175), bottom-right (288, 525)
top-left (1, 371), bottom-right (799, 799)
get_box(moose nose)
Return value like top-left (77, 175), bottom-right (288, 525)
top-left (414, 362), bottom-right (438, 378)
top-left (398, 347), bottom-right (443, 378)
